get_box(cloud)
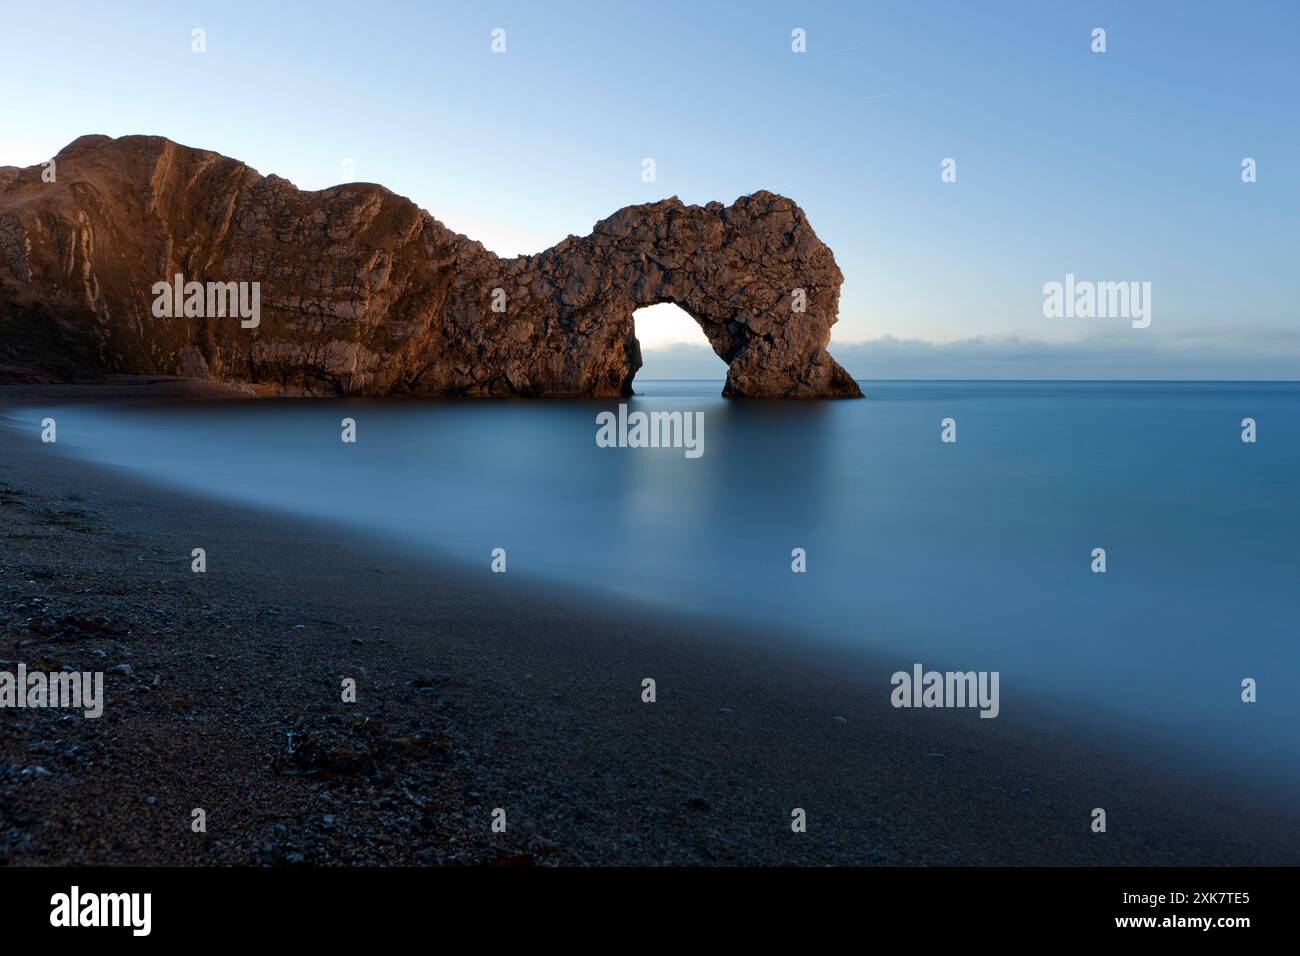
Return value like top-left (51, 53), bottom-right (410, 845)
top-left (636, 343), bottom-right (730, 379)
top-left (638, 332), bottom-right (1300, 380)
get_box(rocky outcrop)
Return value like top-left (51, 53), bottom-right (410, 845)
top-left (0, 135), bottom-right (861, 398)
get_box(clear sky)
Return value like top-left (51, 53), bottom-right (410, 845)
top-left (2, 1), bottom-right (1296, 375)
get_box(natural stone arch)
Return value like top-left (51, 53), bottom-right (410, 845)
top-left (0, 135), bottom-right (862, 399)
top-left (508, 192), bottom-right (861, 398)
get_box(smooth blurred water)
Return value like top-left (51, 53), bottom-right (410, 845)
top-left (7, 381), bottom-right (1298, 785)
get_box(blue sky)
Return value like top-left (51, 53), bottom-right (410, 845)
top-left (2, 1), bottom-right (1296, 376)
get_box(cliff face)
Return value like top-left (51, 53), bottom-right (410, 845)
top-left (0, 135), bottom-right (862, 398)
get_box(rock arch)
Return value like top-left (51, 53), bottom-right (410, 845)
top-left (0, 135), bottom-right (862, 398)
top-left (500, 191), bottom-right (861, 398)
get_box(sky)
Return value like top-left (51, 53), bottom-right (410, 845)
top-left (2, 0), bottom-right (1296, 377)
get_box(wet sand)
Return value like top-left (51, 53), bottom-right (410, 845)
top-left (2, 393), bottom-right (1298, 866)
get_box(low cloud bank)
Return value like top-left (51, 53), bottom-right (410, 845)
top-left (639, 334), bottom-right (1300, 380)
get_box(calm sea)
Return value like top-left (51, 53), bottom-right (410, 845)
top-left (7, 381), bottom-right (1298, 787)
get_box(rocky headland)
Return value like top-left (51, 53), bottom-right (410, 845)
top-left (0, 135), bottom-right (861, 399)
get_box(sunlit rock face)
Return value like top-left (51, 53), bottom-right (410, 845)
top-left (0, 135), bottom-right (862, 398)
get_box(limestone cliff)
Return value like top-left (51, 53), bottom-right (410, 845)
top-left (0, 135), bottom-right (862, 398)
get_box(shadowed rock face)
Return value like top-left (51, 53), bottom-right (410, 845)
top-left (0, 135), bottom-right (862, 398)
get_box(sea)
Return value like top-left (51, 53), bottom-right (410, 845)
top-left (6, 380), bottom-right (1298, 789)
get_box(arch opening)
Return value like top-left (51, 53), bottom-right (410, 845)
top-left (631, 303), bottom-right (727, 392)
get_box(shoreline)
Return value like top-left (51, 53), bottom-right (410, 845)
top-left (1, 401), bottom-right (1298, 865)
